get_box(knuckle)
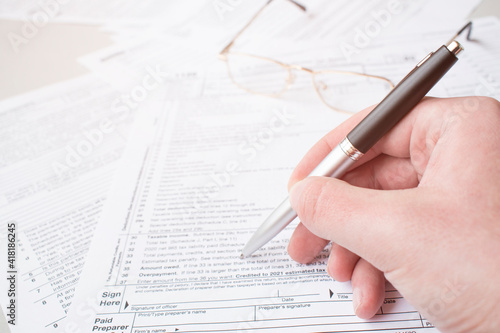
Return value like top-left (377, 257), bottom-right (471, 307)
top-left (476, 95), bottom-right (500, 109)
top-left (475, 96), bottom-right (500, 128)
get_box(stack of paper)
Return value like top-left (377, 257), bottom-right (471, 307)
top-left (0, 1), bottom-right (499, 332)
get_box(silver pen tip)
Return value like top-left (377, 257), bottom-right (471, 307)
top-left (240, 253), bottom-right (245, 259)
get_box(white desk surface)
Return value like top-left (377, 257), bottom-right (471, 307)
top-left (0, 0), bottom-right (499, 101)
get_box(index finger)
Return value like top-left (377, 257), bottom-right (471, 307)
top-left (287, 97), bottom-right (441, 189)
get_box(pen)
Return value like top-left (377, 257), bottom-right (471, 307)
top-left (241, 39), bottom-right (464, 259)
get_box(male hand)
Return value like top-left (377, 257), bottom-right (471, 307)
top-left (287, 96), bottom-right (500, 332)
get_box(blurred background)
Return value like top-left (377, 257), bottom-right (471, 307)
top-left (1, 0), bottom-right (499, 100)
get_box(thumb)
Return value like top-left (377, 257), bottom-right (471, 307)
top-left (289, 176), bottom-right (428, 273)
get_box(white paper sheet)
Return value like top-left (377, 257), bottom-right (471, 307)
top-left (0, 0), bottom-right (210, 26)
top-left (65, 16), bottom-right (500, 333)
top-left (65, 92), bottom-right (441, 332)
top-left (0, 74), bottom-right (141, 332)
top-left (77, 17), bottom-right (500, 110)
top-left (74, 0), bottom-right (482, 80)
top-left (1, 0), bottom-right (498, 329)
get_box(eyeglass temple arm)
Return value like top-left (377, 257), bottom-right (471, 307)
top-left (219, 0), bottom-right (306, 56)
top-left (288, 0), bottom-right (306, 11)
top-left (446, 21), bottom-right (473, 45)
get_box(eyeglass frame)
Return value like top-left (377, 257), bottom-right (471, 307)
top-left (217, 0), bottom-right (396, 114)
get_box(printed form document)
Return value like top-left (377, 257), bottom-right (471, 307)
top-left (0, 75), bottom-right (138, 332)
top-left (2, 14), bottom-right (498, 333)
top-left (66, 91), bottom-right (439, 332)
top-left (65, 17), bottom-right (500, 333)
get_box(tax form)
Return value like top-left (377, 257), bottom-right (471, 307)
top-left (0, 75), bottom-right (139, 332)
top-left (65, 91), bottom-right (439, 332)
top-left (66, 17), bottom-right (500, 332)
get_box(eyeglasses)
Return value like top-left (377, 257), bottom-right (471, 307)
top-left (218, 0), bottom-right (395, 114)
top-left (446, 21), bottom-right (473, 46)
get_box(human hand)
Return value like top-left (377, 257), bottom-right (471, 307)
top-left (287, 96), bottom-right (500, 332)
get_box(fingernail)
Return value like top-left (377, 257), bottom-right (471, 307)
top-left (326, 256), bottom-right (335, 278)
top-left (352, 288), bottom-right (363, 316)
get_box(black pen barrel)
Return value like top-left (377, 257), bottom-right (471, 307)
top-left (347, 45), bottom-right (459, 154)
